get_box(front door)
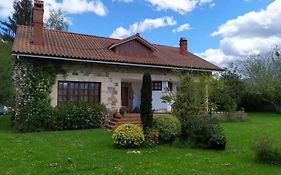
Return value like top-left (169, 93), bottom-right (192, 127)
top-left (121, 86), bottom-right (129, 108)
top-left (121, 82), bottom-right (133, 112)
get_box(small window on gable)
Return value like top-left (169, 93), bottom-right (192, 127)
top-left (152, 81), bottom-right (162, 91)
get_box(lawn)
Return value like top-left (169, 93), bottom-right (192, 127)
top-left (0, 113), bottom-right (281, 175)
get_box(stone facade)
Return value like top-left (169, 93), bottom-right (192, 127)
top-left (49, 61), bottom-right (202, 112)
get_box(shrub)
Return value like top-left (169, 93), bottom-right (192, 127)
top-left (182, 114), bottom-right (226, 150)
top-left (52, 101), bottom-right (106, 130)
top-left (113, 124), bottom-right (145, 148)
top-left (119, 106), bottom-right (127, 116)
top-left (140, 72), bottom-right (153, 133)
top-left (208, 126), bottom-right (226, 150)
top-left (152, 115), bottom-right (181, 144)
top-left (142, 129), bottom-right (159, 147)
top-left (252, 135), bottom-right (281, 165)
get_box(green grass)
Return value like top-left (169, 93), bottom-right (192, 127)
top-left (0, 113), bottom-right (281, 175)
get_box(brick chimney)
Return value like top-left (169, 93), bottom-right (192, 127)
top-left (32, 0), bottom-right (44, 45)
top-left (179, 37), bottom-right (188, 55)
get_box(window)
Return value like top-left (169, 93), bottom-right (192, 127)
top-left (152, 81), bottom-right (162, 91)
top-left (58, 81), bottom-right (101, 105)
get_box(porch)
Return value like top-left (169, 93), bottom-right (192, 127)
top-left (120, 79), bottom-right (177, 113)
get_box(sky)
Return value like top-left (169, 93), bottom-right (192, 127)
top-left (0, 0), bottom-right (280, 67)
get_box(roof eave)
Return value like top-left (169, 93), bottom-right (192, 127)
top-left (11, 52), bottom-right (223, 72)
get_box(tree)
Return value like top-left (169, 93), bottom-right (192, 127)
top-left (210, 66), bottom-right (245, 112)
top-left (140, 72), bottom-right (153, 133)
top-left (238, 47), bottom-right (281, 112)
top-left (45, 8), bottom-right (69, 31)
top-left (0, 43), bottom-right (15, 106)
top-left (0, 0), bottom-right (33, 42)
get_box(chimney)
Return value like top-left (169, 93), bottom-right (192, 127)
top-left (179, 37), bottom-right (188, 55)
top-left (32, 0), bottom-right (44, 45)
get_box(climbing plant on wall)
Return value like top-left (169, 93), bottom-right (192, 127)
top-left (13, 59), bottom-right (56, 132)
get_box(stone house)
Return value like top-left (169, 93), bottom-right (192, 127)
top-left (12, 0), bottom-right (222, 113)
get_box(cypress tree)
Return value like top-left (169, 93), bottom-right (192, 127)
top-left (140, 72), bottom-right (153, 133)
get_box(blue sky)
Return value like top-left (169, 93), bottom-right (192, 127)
top-left (1, 0), bottom-right (280, 66)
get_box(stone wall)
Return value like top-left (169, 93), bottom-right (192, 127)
top-left (49, 61), bottom-right (202, 111)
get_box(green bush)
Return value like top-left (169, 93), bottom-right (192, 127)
top-left (181, 114), bottom-right (226, 150)
top-left (113, 124), bottom-right (145, 148)
top-left (252, 135), bottom-right (281, 165)
top-left (119, 106), bottom-right (127, 115)
top-left (152, 115), bottom-right (181, 144)
top-left (52, 101), bottom-right (106, 130)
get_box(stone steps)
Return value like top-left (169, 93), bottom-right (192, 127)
top-left (106, 113), bottom-right (141, 130)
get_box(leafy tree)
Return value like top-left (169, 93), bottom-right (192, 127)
top-left (238, 47), bottom-right (281, 112)
top-left (0, 43), bottom-right (15, 106)
top-left (210, 66), bottom-right (245, 112)
top-left (0, 0), bottom-right (33, 42)
top-left (172, 72), bottom-right (207, 118)
top-left (45, 8), bottom-right (69, 31)
top-left (140, 72), bottom-right (153, 133)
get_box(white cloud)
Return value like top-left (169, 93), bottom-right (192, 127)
top-left (45, 0), bottom-right (107, 17)
top-left (199, 0), bottom-right (281, 67)
top-left (0, 1), bottom-right (13, 18)
top-left (111, 16), bottom-right (177, 38)
top-left (196, 48), bottom-right (234, 68)
top-left (173, 23), bottom-right (191, 33)
top-left (146, 0), bottom-right (213, 15)
top-left (0, 0), bottom-right (107, 22)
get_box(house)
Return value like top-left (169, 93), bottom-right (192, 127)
top-left (12, 0), bottom-right (222, 113)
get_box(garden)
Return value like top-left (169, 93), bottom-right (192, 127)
top-left (0, 113), bottom-right (281, 175)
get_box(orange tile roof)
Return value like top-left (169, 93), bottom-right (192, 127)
top-left (12, 25), bottom-right (222, 71)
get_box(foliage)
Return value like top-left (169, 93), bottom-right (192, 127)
top-left (172, 72), bottom-right (226, 150)
top-left (140, 72), bottom-right (153, 133)
top-left (141, 129), bottom-right (160, 147)
top-left (119, 106), bottom-right (127, 116)
top-left (0, 0), bottom-right (32, 42)
top-left (12, 59), bottom-right (56, 132)
top-left (112, 124), bottom-right (145, 148)
top-left (171, 72), bottom-right (207, 140)
top-left (210, 66), bottom-right (245, 112)
top-left (252, 134), bottom-right (281, 165)
top-left (152, 115), bottom-right (181, 144)
top-left (172, 72), bottom-right (207, 120)
top-left (182, 114), bottom-right (226, 149)
top-left (240, 85), bottom-right (275, 112)
top-left (52, 101), bottom-right (106, 130)
top-left (238, 47), bottom-right (281, 112)
top-left (45, 8), bottom-right (69, 31)
top-left (0, 43), bottom-right (15, 106)
top-left (0, 113), bottom-right (281, 174)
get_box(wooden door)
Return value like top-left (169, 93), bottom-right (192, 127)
top-left (121, 86), bottom-right (129, 107)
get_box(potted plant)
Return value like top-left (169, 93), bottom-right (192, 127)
top-left (119, 106), bottom-right (127, 116)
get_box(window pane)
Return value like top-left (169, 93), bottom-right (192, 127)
top-left (58, 81), bottom-right (101, 105)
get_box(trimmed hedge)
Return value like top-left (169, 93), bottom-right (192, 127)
top-left (152, 115), bottom-right (181, 144)
top-left (52, 101), bottom-right (106, 130)
top-left (113, 124), bottom-right (145, 148)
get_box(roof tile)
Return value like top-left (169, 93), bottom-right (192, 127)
top-left (12, 25), bottom-right (222, 71)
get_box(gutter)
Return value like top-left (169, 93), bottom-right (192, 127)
top-left (12, 53), bottom-right (223, 72)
